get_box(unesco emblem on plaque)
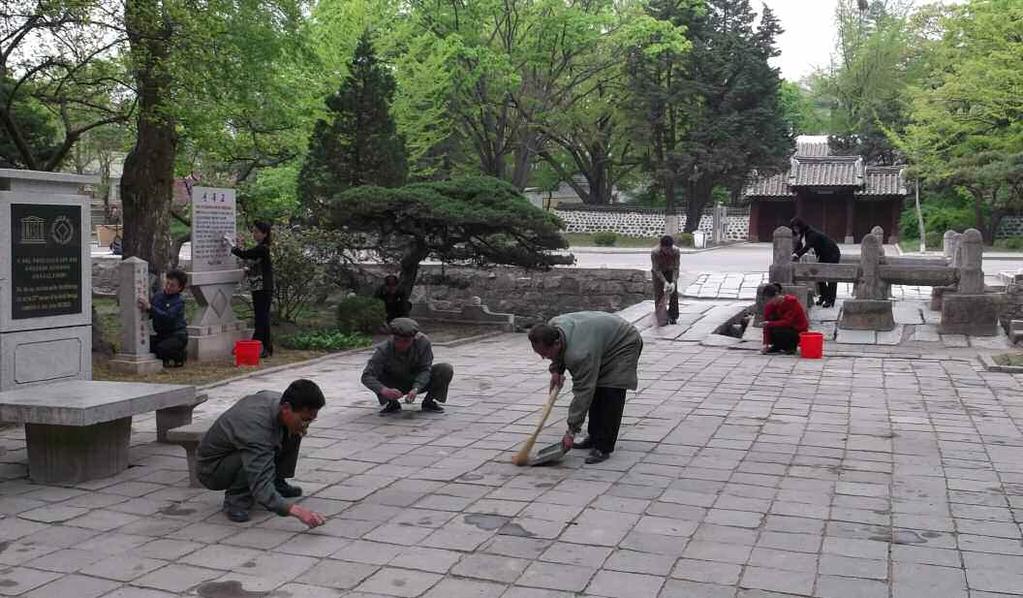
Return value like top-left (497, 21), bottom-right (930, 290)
top-left (51, 215), bottom-right (74, 245)
top-left (19, 216), bottom-right (46, 244)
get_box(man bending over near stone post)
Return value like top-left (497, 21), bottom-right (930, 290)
top-left (197, 378), bottom-right (327, 527)
top-left (528, 311), bottom-right (643, 464)
top-left (651, 235), bottom-right (681, 325)
top-left (362, 318), bottom-right (454, 415)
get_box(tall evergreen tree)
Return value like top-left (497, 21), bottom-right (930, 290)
top-left (300, 31), bottom-right (408, 219)
top-left (627, 0), bottom-right (793, 232)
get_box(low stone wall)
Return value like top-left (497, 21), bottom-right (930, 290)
top-left (357, 265), bottom-right (649, 326)
top-left (553, 207), bottom-right (750, 240)
top-left (999, 283), bottom-right (1023, 332)
top-left (997, 216), bottom-right (1023, 238)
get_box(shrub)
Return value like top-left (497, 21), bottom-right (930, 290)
top-left (994, 237), bottom-right (1023, 251)
top-left (271, 226), bottom-right (353, 322)
top-left (925, 231), bottom-right (943, 250)
top-left (280, 329), bottom-right (372, 351)
top-left (676, 232), bottom-right (694, 247)
top-left (592, 231), bottom-right (618, 246)
top-left (900, 186), bottom-right (981, 240)
top-left (336, 295), bottom-right (387, 334)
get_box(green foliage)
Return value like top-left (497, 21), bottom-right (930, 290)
top-left (899, 187), bottom-right (979, 239)
top-left (238, 164), bottom-right (301, 223)
top-left (280, 329), bottom-right (372, 352)
top-left (328, 176), bottom-right (572, 293)
top-left (778, 81), bottom-right (829, 136)
top-left (895, 0), bottom-right (1023, 241)
top-left (335, 295), bottom-right (387, 335)
top-left (925, 231), bottom-right (942, 250)
top-left (676, 232), bottom-right (695, 247)
top-left (994, 237), bottom-right (1023, 251)
top-left (592, 231), bottom-right (619, 246)
top-left (271, 227), bottom-right (352, 322)
top-left (299, 32), bottom-right (408, 220)
top-left (625, 0), bottom-right (793, 228)
top-left (0, 78), bottom-right (61, 168)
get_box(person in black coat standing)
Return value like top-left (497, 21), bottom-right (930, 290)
top-left (790, 217), bottom-right (841, 308)
top-left (226, 221), bottom-right (275, 358)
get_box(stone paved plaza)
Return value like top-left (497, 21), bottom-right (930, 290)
top-left (0, 326), bottom-right (1021, 597)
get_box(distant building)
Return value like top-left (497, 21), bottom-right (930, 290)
top-left (743, 136), bottom-right (907, 243)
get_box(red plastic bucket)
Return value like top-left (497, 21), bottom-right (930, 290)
top-left (235, 340), bottom-right (262, 366)
top-left (799, 332), bottom-right (824, 359)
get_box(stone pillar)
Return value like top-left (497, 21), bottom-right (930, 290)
top-left (187, 187), bottom-right (248, 360)
top-left (844, 196), bottom-right (855, 244)
top-left (108, 257), bottom-right (162, 373)
top-left (841, 232), bottom-right (894, 330)
top-left (941, 228), bottom-right (996, 335)
top-left (870, 226), bottom-right (890, 298)
top-left (769, 226), bottom-right (794, 284)
top-left (958, 228), bottom-right (984, 294)
top-left (942, 230), bottom-right (956, 259)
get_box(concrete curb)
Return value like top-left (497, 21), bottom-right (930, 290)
top-left (978, 353), bottom-right (1023, 373)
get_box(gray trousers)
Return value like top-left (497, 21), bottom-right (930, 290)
top-left (377, 363), bottom-right (454, 405)
top-left (198, 434), bottom-right (301, 511)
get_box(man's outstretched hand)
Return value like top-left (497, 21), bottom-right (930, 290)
top-left (381, 388), bottom-right (403, 401)
top-left (289, 504), bottom-right (326, 528)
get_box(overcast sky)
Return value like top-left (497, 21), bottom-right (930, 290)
top-left (763, 0), bottom-right (956, 82)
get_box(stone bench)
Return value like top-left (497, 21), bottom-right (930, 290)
top-left (0, 380), bottom-right (197, 483)
top-left (165, 421), bottom-right (213, 488)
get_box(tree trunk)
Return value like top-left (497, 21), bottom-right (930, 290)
top-left (121, 0), bottom-right (176, 283)
top-left (397, 242), bottom-right (429, 299)
top-left (683, 180), bottom-right (712, 233)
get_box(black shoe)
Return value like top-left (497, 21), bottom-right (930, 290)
top-left (421, 400), bottom-right (445, 413)
top-left (573, 437), bottom-right (595, 450)
top-left (224, 507), bottom-right (250, 523)
top-left (379, 400), bottom-right (402, 415)
top-left (260, 350), bottom-right (271, 359)
top-left (668, 318), bottom-right (677, 325)
top-left (585, 449), bottom-right (610, 464)
top-left (765, 346), bottom-right (784, 354)
top-left (274, 479), bottom-right (302, 498)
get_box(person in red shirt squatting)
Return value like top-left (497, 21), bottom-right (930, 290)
top-left (761, 283), bottom-right (809, 355)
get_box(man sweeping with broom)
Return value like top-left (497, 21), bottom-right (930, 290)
top-left (526, 312), bottom-right (643, 464)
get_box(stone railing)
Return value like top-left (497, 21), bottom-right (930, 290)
top-left (767, 226), bottom-right (999, 335)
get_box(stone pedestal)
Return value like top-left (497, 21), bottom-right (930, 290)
top-left (187, 270), bottom-right (248, 360)
top-left (940, 294), bottom-right (999, 336)
top-left (753, 283), bottom-right (809, 325)
top-left (25, 418), bottom-right (131, 483)
top-left (840, 300), bottom-right (895, 331)
top-left (109, 257), bottom-right (162, 374)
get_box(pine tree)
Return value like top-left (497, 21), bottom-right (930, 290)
top-left (627, 0), bottom-right (793, 232)
top-left (299, 31), bottom-right (408, 220)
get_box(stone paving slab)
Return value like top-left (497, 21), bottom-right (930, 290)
top-left (0, 332), bottom-right (1017, 596)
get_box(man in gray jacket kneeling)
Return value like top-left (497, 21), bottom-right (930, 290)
top-left (197, 379), bottom-right (327, 527)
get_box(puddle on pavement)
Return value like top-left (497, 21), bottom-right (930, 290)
top-left (157, 504), bottom-right (195, 516)
top-left (498, 522), bottom-right (536, 537)
top-left (464, 513), bottom-right (509, 530)
top-left (196, 581), bottom-right (270, 598)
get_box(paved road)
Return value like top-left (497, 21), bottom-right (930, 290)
top-left (0, 330), bottom-right (1019, 596)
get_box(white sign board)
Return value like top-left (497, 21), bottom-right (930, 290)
top-left (190, 186), bottom-right (236, 272)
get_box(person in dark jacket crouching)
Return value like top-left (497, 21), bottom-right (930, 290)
top-left (138, 269), bottom-right (189, 367)
top-left (197, 379), bottom-right (328, 527)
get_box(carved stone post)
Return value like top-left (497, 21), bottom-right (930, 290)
top-left (109, 257), bottom-right (163, 373)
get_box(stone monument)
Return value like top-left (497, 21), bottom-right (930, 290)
top-left (0, 169), bottom-right (96, 391)
top-left (108, 257), bottom-right (163, 373)
top-left (839, 232), bottom-right (895, 330)
top-left (186, 186), bottom-right (247, 360)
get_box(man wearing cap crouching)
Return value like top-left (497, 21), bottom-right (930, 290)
top-left (361, 318), bottom-right (454, 415)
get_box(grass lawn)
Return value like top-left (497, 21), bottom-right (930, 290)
top-left (564, 233), bottom-right (661, 248)
top-left (994, 353), bottom-right (1023, 367)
